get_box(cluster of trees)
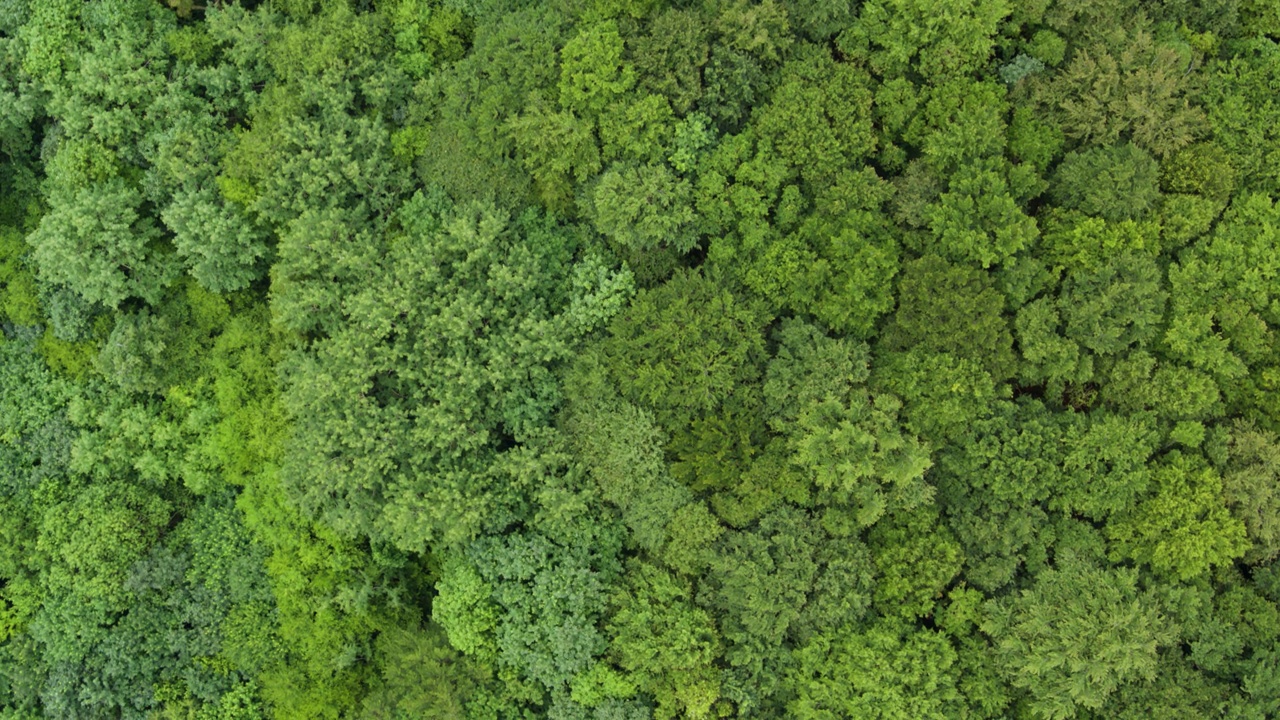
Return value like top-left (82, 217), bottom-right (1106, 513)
top-left (2, 0), bottom-right (1280, 717)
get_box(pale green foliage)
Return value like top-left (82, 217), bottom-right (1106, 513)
top-left (983, 557), bottom-right (1176, 719)
top-left (607, 561), bottom-right (721, 719)
top-left (587, 162), bottom-right (698, 253)
top-left (558, 21), bottom-right (634, 117)
top-left (281, 194), bottom-right (633, 551)
top-left (844, 0), bottom-right (1012, 81)
top-left (433, 555), bottom-right (500, 660)
top-left (789, 618), bottom-right (964, 719)
top-left (1107, 451), bottom-right (1249, 580)
top-left (26, 179), bottom-right (174, 307)
top-left (1029, 27), bottom-right (1207, 157)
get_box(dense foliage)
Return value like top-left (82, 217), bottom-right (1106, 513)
top-left (1, 0), bottom-right (1279, 718)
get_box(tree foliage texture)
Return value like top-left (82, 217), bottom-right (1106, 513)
top-left (1, 0), bottom-right (1278, 718)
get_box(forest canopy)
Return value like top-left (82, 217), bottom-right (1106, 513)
top-left (2, 0), bottom-right (1280, 718)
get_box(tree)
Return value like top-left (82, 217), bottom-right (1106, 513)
top-left (1106, 450), bottom-right (1250, 580)
top-left (1059, 253), bottom-right (1166, 356)
top-left (6, 3), bottom-right (1280, 718)
top-left (1165, 193), bottom-right (1280, 397)
top-left (751, 44), bottom-right (876, 189)
top-left (982, 556), bottom-right (1177, 720)
top-left (924, 155), bottom-right (1040, 268)
top-left (1014, 297), bottom-right (1092, 388)
top-left (705, 160), bottom-right (901, 338)
top-left (601, 268), bottom-right (766, 432)
top-left (1037, 210), bottom-right (1161, 275)
top-left (160, 187), bottom-right (267, 293)
top-left (935, 400), bottom-right (1061, 590)
top-left (791, 535), bottom-right (876, 643)
top-left (597, 92), bottom-right (677, 165)
top-left (21, 0), bottom-right (181, 307)
top-left (26, 178), bottom-right (174, 307)
top-left (905, 78), bottom-right (1009, 174)
top-left (1025, 26), bottom-right (1207, 157)
top-left (766, 320), bottom-right (934, 526)
top-left (697, 506), bottom-right (819, 712)
top-left (629, 8), bottom-right (708, 115)
top-left (1199, 38), bottom-right (1280, 194)
top-left (1055, 411), bottom-right (1158, 520)
top-left (585, 161), bottom-right (698, 254)
top-left (878, 255), bottom-right (1017, 382)
top-left (780, 0), bottom-right (856, 39)
top-left (1220, 421), bottom-right (1280, 563)
top-left (699, 0), bottom-right (792, 130)
top-left (841, 0), bottom-right (1012, 81)
top-left (1082, 650), bottom-right (1236, 720)
top-left (1101, 351), bottom-right (1222, 422)
top-left (605, 561), bottom-right (722, 719)
top-left (143, 10), bottom-right (274, 293)
top-left (280, 193), bottom-right (633, 552)
top-left (788, 618), bottom-right (966, 719)
top-left (558, 21), bottom-right (635, 118)
top-left (359, 625), bottom-right (480, 720)
top-left (412, 5), bottom-right (562, 206)
top-left (468, 524), bottom-right (622, 695)
top-left (560, 357), bottom-right (697, 555)
top-left (868, 505), bottom-right (964, 619)
top-left (506, 99), bottom-right (602, 212)
top-left (1050, 144), bottom-right (1162, 222)
top-left (871, 348), bottom-right (1006, 446)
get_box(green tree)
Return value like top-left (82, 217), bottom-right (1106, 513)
top-left (697, 505), bottom-right (818, 712)
top-left (26, 178), bottom-right (174, 307)
top-left (602, 268), bottom-right (766, 432)
top-left (766, 320), bottom-right (934, 526)
top-left (359, 625), bottom-right (480, 720)
top-left (585, 161), bottom-right (698, 254)
top-left (469, 524), bottom-right (622, 695)
top-left (1050, 143), bottom-right (1162, 222)
top-left (1199, 38), bottom-right (1280, 194)
top-left (878, 255), bottom-right (1017, 382)
top-left (1220, 421), bottom-right (1280, 563)
top-left (871, 348), bottom-right (1006, 446)
top-left (1106, 451), bottom-right (1250, 580)
top-left (982, 556), bottom-right (1177, 719)
top-left (1026, 26), bottom-right (1207, 157)
top-left (841, 0), bottom-right (1012, 81)
top-left (935, 400), bottom-right (1064, 590)
top-left (699, 0), bottom-right (792, 129)
top-left (788, 618), bottom-right (966, 719)
top-left (629, 8), bottom-right (708, 115)
top-left (280, 194), bottom-right (632, 552)
top-left (924, 155), bottom-right (1040, 268)
top-left (868, 504), bottom-right (964, 619)
top-left (558, 20), bottom-right (635, 118)
top-left (1059, 253), bottom-right (1166, 357)
top-left (606, 561), bottom-right (722, 719)
top-left (751, 44), bottom-right (876, 189)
